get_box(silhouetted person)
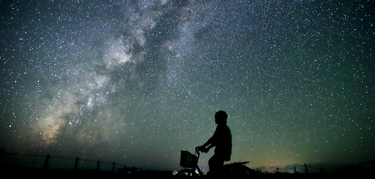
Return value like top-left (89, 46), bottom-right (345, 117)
top-left (198, 110), bottom-right (232, 174)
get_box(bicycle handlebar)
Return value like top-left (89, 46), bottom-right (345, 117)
top-left (195, 146), bottom-right (201, 155)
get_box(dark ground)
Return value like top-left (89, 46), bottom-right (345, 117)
top-left (1, 164), bottom-right (372, 179)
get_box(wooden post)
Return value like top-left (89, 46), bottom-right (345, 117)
top-left (304, 163), bottom-right (308, 174)
top-left (276, 168), bottom-right (279, 173)
top-left (112, 162), bottom-right (115, 172)
top-left (294, 166), bottom-right (297, 173)
top-left (43, 155), bottom-right (50, 170)
top-left (97, 160), bottom-right (100, 171)
top-left (74, 157), bottom-right (79, 171)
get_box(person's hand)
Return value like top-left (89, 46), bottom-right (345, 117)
top-left (197, 146), bottom-right (209, 153)
top-left (201, 147), bottom-right (209, 153)
top-left (197, 146), bottom-right (204, 151)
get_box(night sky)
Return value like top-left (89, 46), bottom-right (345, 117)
top-left (1, 0), bottom-right (374, 172)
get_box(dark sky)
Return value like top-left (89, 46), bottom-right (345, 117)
top-left (1, 0), bottom-right (374, 172)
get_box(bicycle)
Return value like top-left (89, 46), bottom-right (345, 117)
top-left (177, 147), bottom-right (254, 177)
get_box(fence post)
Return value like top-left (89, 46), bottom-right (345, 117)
top-left (43, 155), bottom-right (51, 170)
top-left (74, 157), bottom-right (79, 171)
top-left (294, 167), bottom-right (297, 173)
top-left (304, 163), bottom-right (308, 174)
top-left (97, 160), bottom-right (100, 171)
top-left (112, 162), bottom-right (115, 172)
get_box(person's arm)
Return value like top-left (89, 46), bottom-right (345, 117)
top-left (197, 138), bottom-right (213, 153)
top-left (201, 136), bottom-right (214, 149)
top-left (198, 126), bottom-right (219, 152)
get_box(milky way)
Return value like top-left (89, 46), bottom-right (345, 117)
top-left (1, 0), bottom-right (374, 172)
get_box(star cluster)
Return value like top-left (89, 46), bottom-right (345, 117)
top-left (1, 0), bottom-right (374, 171)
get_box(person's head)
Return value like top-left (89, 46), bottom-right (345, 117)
top-left (215, 110), bottom-right (228, 124)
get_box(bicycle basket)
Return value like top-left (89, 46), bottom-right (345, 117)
top-left (180, 150), bottom-right (197, 168)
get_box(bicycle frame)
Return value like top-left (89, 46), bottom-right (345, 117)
top-left (179, 147), bottom-right (204, 176)
top-left (193, 147), bottom-right (204, 176)
top-left (179, 147), bottom-right (252, 176)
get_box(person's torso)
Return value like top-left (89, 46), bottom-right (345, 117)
top-left (214, 124), bottom-right (232, 157)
